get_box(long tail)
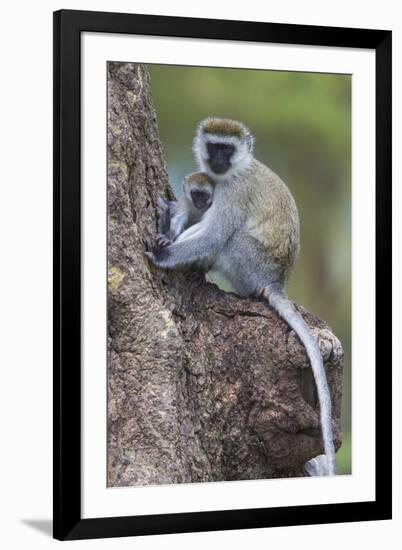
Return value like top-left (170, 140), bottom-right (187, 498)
top-left (264, 286), bottom-right (337, 476)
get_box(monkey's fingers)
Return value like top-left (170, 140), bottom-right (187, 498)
top-left (155, 234), bottom-right (172, 248)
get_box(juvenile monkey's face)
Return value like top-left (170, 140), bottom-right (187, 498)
top-left (183, 174), bottom-right (214, 210)
top-left (190, 186), bottom-right (213, 209)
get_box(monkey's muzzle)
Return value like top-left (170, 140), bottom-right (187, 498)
top-left (206, 142), bottom-right (234, 175)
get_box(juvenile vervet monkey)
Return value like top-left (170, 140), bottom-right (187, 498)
top-left (156, 172), bottom-right (215, 247)
top-left (146, 117), bottom-right (337, 476)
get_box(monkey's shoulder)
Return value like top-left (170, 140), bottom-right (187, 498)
top-left (244, 160), bottom-right (300, 261)
top-left (245, 160), bottom-right (298, 218)
top-left (251, 160), bottom-right (297, 203)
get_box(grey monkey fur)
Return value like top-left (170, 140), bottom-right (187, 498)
top-left (156, 172), bottom-right (215, 247)
top-left (147, 117), bottom-right (337, 476)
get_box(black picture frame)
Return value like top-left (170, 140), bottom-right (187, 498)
top-left (53, 9), bottom-right (392, 541)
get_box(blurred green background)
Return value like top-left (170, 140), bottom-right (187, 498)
top-left (149, 64), bottom-right (351, 474)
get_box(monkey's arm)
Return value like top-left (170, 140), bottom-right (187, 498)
top-left (146, 218), bottom-right (227, 270)
top-left (156, 198), bottom-right (176, 235)
top-left (156, 197), bottom-right (190, 246)
top-left (167, 210), bottom-right (189, 242)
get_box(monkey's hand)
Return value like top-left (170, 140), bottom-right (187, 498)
top-left (155, 233), bottom-right (172, 248)
top-left (144, 244), bottom-right (181, 269)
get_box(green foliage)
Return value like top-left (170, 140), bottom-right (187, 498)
top-left (149, 64), bottom-right (351, 474)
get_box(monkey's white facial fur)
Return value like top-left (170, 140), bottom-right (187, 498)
top-left (194, 117), bottom-right (254, 180)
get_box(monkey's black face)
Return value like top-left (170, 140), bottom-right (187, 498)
top-left (190, 189), bottom-right (212, 210)
top-left (206, 142), bottom-right (235, 175)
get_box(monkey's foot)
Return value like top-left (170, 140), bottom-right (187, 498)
top-left (312, 327), bottom-right (344, 366)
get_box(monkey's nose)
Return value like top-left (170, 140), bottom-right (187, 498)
top-left (208, 158), bottom-right (230, 175)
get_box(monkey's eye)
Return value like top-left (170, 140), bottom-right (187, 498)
top-left (206, 143), bottom-right (235, 175)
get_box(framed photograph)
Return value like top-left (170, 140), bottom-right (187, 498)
top-left (53, 9), bottom-right (392, 541)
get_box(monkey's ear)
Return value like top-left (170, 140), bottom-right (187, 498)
top-left (245, 132), bottom-right (254, 153)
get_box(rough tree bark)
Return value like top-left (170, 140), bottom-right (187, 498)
top-left (107, 62), bottom-right (343, 486)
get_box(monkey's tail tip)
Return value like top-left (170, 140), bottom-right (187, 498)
top-left (304, 454), bottom-right (337, 477)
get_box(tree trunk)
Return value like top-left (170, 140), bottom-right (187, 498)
top-left (107, 62), bottom-right (343, 486)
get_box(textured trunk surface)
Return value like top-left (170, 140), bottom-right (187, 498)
top-left (107, 62), bottom-right (343, 487)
